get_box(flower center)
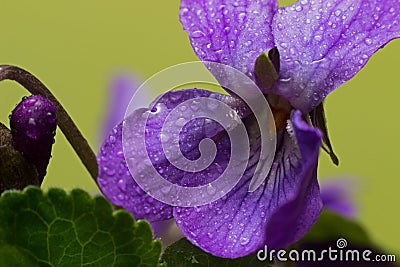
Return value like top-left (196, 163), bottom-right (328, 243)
top-left (266, 94), bottom-right (292, 132)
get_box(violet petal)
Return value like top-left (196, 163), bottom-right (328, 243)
top-left (98, 122), bottom-right (173, 222)
top-left (173, 110), bottom-right (323, 258)
top-left (98, 89), bottom-right (248, 221)
top-left (180, 0), bottom-right (277, 79)
top-left (101, 73), bottom-right (141, 142)
top-left (320, 178), bottom-right (357, 219)
top-left (272, 0), bottom-right (400, 112)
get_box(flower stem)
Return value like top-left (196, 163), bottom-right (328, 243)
top-left (0, 65), bottom-right (98, 182)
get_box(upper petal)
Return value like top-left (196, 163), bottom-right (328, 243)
top-left (272, 0), bottom-right (400, 112)
top-left (173, 110), bottom-right (323, 258)
top-left (180, 0), bottom-right (277, 79)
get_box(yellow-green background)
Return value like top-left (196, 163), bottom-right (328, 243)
top-left (0, 0), bottom-right (399, 253)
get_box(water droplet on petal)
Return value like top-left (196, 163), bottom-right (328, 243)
top-left (364, 38), bottom-right (373, 45)
top-left (161, 185), bottom-right (172, 194)
top-left (191, 30), bottom-right (205, 38)
top-left (28, 117), bottom-right (36, 126)
top-left (117, 193), bottom-right (125, 201)
top-left (207, 185), bottom-right (216, 196)
top-left (240, 237), bottom-right (250, 246)
top-left (144, 206), bottom-right (151, 214)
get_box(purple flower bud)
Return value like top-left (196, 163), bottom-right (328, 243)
top-left (10, 95), bottom-right (57, 182)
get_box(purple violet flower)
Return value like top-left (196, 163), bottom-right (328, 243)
top-left (100, 73), bottom-right (142, 142)
top-left (320, 178), bottom-right (358, 219)
top-left (10, 95), bottom-right (57, 182)
top-left (97, 0), bottom-right (400, 258)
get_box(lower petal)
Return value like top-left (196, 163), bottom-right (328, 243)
top-left (173, 110), bottom-right (323, 258)
top-left (98, 89), bottom-right (249, 221)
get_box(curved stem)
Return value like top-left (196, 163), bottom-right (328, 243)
top-left (0, 65), bottom-right (98, 182)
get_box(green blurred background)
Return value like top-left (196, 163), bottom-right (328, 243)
top-left (0, 0), bottom-right (399, 253)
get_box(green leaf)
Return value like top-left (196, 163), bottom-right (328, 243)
top-left (254, 47), bottom-right (280, 90)
top-left (160, 238), bottom-right (273, 267)
top-left (301, 210), bottom-right (371, 246)
top-left (0, 186), bottom-right (161, 267)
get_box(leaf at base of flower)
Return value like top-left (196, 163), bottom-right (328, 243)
top-left (0, 186), bottom-right (162, 267)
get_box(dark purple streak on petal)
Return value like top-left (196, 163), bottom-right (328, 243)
top-left (272, 0), bottom-right (400, 112)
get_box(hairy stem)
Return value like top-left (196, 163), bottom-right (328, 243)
top-left (0, 65), bottom-right (98, 182)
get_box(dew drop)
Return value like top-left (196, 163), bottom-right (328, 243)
top-left (207, 185), bottom-right (216, 195)
top-left (244, 40), bottom-right (252, 47)
top-left (364, 38), bottom-right (372, 45)
top-left (117, 193), bottom-right (125, 201)
top-left (160, 133), bottom-right (170, 142)
top-left (144, 206), bottom-right (151, 214)
top-left (28, 117), bottom-right (36, 126)
top-left (312, 92), bottom-right (320, 101)
top-left (240, 237), bottom-right (250, 246)
top-left (46, 112), bottom-right (56, 123)
top-left (191, 30), bottom-right (205, 38)
top-left (105, 166), bottom-right (116, 176)
top-left (161, 185), bottom-right (172, 194)
top-left (238, 12), bottom-right (246, 22)
top-left (117, 179), bottom-right (126, 191)
top-left (314, 35), bottom-right (322, 41)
